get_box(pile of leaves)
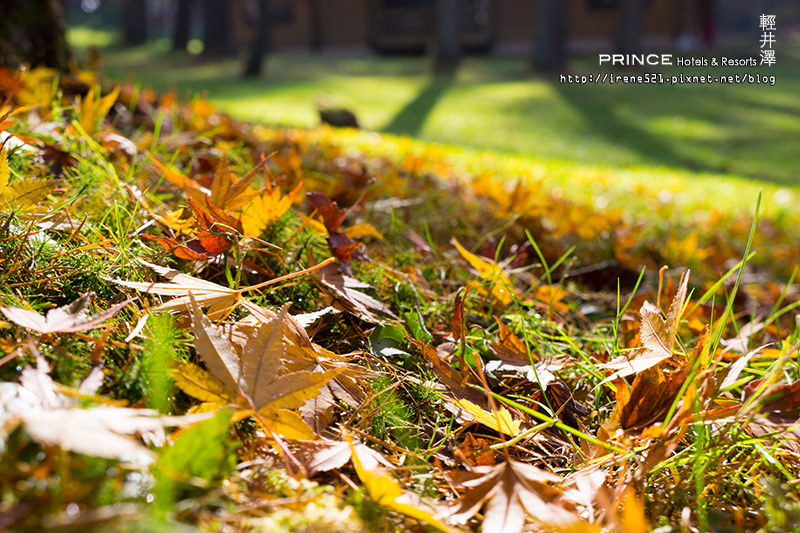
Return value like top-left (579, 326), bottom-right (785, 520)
top-left (1, 66), bottom-right (800, 532)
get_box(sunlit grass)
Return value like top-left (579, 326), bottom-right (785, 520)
top-left (69, 26), bottom-right (800, 215)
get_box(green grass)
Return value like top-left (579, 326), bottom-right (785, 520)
top-left (73, 26), bottom-right (800, 195)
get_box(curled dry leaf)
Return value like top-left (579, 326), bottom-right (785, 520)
top-left (313, 261), bottom-right (397, 323)
top-left (600, 270), bottom-right (690, 384)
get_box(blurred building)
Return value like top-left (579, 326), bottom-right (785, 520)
top-left (263, 0), bottom-right (706, 54)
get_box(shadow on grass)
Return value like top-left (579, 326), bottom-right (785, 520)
top-left (550, 81), bottom-right (726, 176)
top-left (382, 72), bottom-right (453, 137)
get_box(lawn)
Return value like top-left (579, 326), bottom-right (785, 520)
top-left (78, 29), bottom-right (799, 186)
top-left (68, 27), bottom-right (800, 220)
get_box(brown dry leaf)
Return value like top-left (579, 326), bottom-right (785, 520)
top-left (454, 432), bottom-right (495, 467)
top-left (604, 327), bottom-right (715, 436)
top-left (744, 377), bottom-right (800, 423)
top-left (0, 293), bottom-right (134, 334)
top-left (601, 270), bottom-right (690, 384)
top-left (313, 261), bottom-right (397, 323)
top-left (414, 339), bottom-right (486, 405)
top-left (489, 317), bottom-right (536, 364)
top-left (611, 367), bottom-right (685, 431)
top-left (444, 459), bottom-right (574, 533)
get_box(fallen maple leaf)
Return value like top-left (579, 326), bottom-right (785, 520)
top-left (242, 180), bottom-right (302, 236)
top-left (170, 300), bottom-right (341, 440)
top-left (444, 459), bottom-right (574, 533)
top-left (0, 293), bottom-right (134, 334)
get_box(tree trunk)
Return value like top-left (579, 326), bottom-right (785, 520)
top-left (614, 0), bottom-right (647, 55)
top-left (172, 0), bottom-right (193, 51)
top-left (123, 0), bottom-right (148, 46)
top-left (202, 0), bottom-right (234, 57)
top-left (243, 0), bottom-right (270, 77)
top-left (0, 0), bottom-right (73, 71)
top-left (532, 0), bottom-right (568, 72)
top-left (432, 0), bottom-right (460, 73)
top-left (309, 0), bottom-right (323, 52)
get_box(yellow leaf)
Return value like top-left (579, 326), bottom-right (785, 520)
top-left (618, 488), bottom-right (649, 533)
top-left (259, 368), bottom-right (342, 411)
top-left (16, 67), bottom-right (58, 108)
top-left (0, 144), bottom-right (8, 193)
top-left (95, 85), bottom-right (120, 127)
top-left (296, 211), bottom-right (328, 235)
top-left (0, 178), bottom-right (54, 210)
top-left (169, 360), bottom-right (237, 405)
top-left (257, 408), bottom-right (315, 440)
top-left (241, 182), bottom-right (301, 237)
top-left (534, 284), bottom-right (569, 313)
top-left (344, 223), bottom-right (383, 240)
top-left (349, 441), bottom-right (462, 533)
top-left (189, 402), bottom-right (228, 415)
top-left (77, 85), bottom-right (119, 135)
top-left (452, 398), bottom-right (521, 437)
top-left (452, 238), bottom-right (518, 306)
top-left (161, 208), bottom-right (197, 236)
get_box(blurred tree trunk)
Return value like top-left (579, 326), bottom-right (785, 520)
top-left (172, 0), bottom-right (193, 51)
top-left (0, 0), bottom-right (73, 71)
top-left (432, 0), bottom-right (460, 73)
top-left (532, 0), bottom-right (568, 72)
top-left (614, 0), bottom-right (646, 54)
top-left (202, 0), bottom-right (234, 56)
top-left (243, 0), bottom-right (270, 77)
top-left (123, 0), bottom-right (148, 45)
top-left (309, 0), bottom-right (323, 51)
